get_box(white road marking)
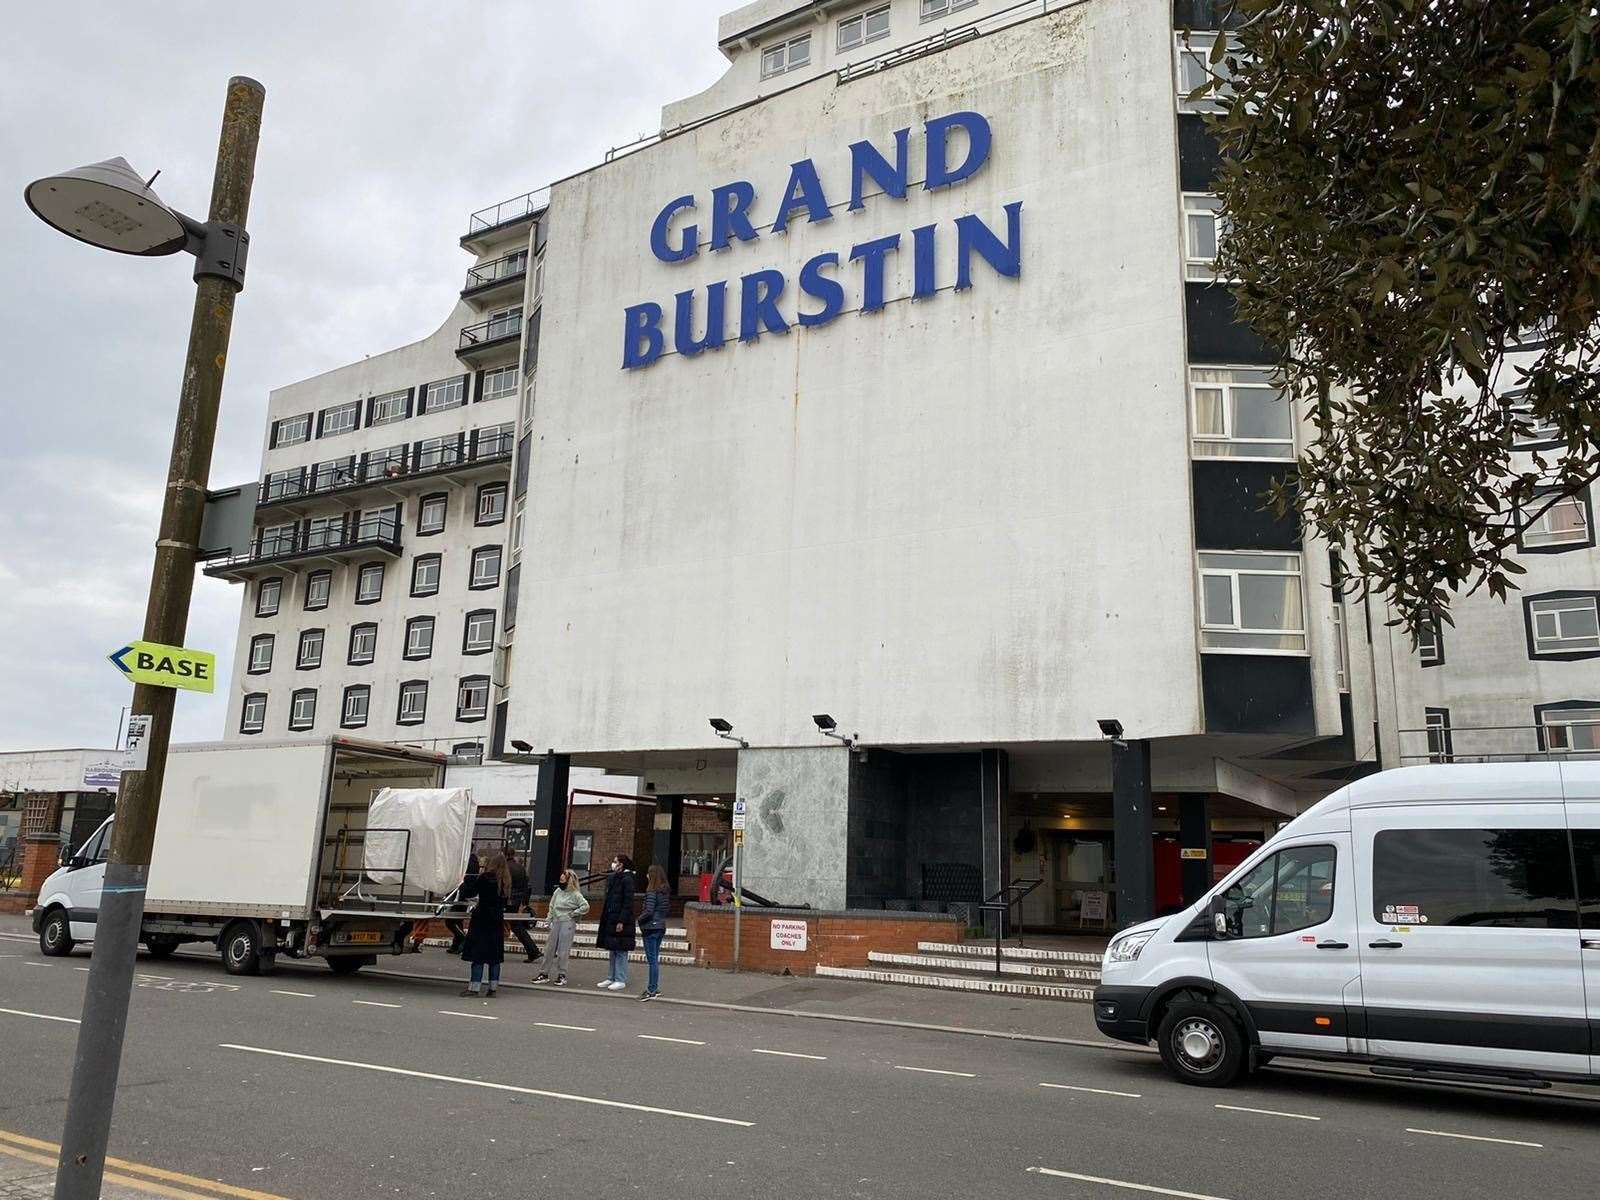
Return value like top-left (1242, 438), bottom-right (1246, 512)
top-left (1404, 1128), bottom-right (1543, 1149)
top-left (220, 1043), bottom-right (754, 1126)
top-left (1214, 1103), bottom-right (1320, 1121)
top-left (353, 1000), bottom-right (402, 1009)
top-left (751, 1048), bottom-right (827, 1061)
top-left (0, 954), bottom-right (16, 959)
top-left (1028, 1167), bottom-right (1232, 1199)
top-left (270, 989), bottom-right (316, 998)
top-left (24, 962), bottom-right (50, 968)
top-left (439, 1010), bottom-right (497, 1021)
top-left (0, 933), bottom-right (35, 942)
top-left (135, 974), bottom-right (174, 981)
top-left (1040, 1082), bottom-right (1142, 1098)
top-left (535, 1021), bottom-right (596, 1032)
top-left (893, 1065), bottom-right (976, 1078)
top-left (73, 967), bottom-right (90, 972)
top-left (637, 1034), bottom-right (706, 1046)
top-left (0, 1007), bottom-right (80, 1025)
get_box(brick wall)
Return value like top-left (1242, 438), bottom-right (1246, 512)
top-left (684, 904), bottom-right (963, 975)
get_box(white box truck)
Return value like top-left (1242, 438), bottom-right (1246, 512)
top-left (30, 737), bottom-right (472, 976)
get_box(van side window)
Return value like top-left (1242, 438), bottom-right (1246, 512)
top-left (1372, 828), bottom-right (1576, 929)
top-left (76, 822), bottom-right (111, 865)
top-left (1575, 831), bottom-right (1600, 930)
top-left (1220, 844), bottom-right (1335, 938)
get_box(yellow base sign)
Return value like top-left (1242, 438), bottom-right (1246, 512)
top-left (109, 640), bottom-right (216, 693)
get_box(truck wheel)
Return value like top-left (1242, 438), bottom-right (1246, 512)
top-left (39, 909), bottom-right (74, 957)
top-left (1156, 999), bottom-right (1247, 1087)
top-left (144, 935), bottom-right (180, 959)
top-left (220, 922), bottom-right (261, 976)
top-left (326, 957), bottom-right (365, 976)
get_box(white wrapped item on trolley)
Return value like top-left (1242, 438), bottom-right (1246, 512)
top-left (363, 787), bottom-right (474, 895)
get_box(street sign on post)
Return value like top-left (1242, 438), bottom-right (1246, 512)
top-left (108, 641), bottom-right (215, 693)
top-left (731, 798), bottom-right (747, 830)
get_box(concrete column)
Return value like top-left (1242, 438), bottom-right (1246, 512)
top-left (1179, 794), bottom-right (1213, 906)
top-left (1111, 738), bottom-right (1154, 929)
top-left (736, 747), bottom-right (850, 909)
top-left (529, 754), bottom-right (570, 897)
top-left (652, 795), bottom-right (683, 892)
top-left (979, 748), bottom-right (1009, 936)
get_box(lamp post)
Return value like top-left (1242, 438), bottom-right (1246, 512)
top-left (24, 76), bottom-right (264, 1200)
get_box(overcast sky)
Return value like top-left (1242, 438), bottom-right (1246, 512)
top-left (0, 2), bottom-right (731, 752)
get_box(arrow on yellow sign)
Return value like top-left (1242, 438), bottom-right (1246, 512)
top-left (108, 640), bottom-right (215, 694)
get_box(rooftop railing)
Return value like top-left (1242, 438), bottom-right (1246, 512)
top-left (464, 188), bottom-right (550, 240)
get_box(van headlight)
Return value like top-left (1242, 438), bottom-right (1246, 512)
top-left (1106, 929), bottom-right (1157, 964)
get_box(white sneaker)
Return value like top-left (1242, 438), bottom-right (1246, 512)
top-left (597, 979), bottom-right (613, 988)
top-left (608, 980), bottom-right (627, 990)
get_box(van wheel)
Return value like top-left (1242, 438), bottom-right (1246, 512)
top-left (144, 935), bottom-right (180, 959)
top-left (220, 922), bottom-right (261, 976)
top-left (1156, 1000), bottom-right (1247, 1087)
top-left (39, 910), bottom-right (74, 957)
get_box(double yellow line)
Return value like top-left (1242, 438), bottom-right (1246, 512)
top-left (0, 1129), bottom-right (294, 1200)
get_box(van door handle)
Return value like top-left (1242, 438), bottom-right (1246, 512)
top-left (1315, 941), bottom-right (1349, 950)
top-left (1368, 939), bottom-right (1403, 949)
top-left (1582, 938), bottom-right (1600, 950)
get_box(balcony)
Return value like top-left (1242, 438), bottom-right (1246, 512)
top-left (461, 187), bottom-right (549, 254)
top-left (461, 250), bottom-right (528, 309)
top-left (457, 311), bottom-right (522, 364)
top-left (256, 427), bottom-right (516, 514)
top-left (203, 514), bottom-right (403, 582)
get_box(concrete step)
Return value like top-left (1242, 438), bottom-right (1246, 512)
top-left (916, 940), bottom-right (1103, 965)
top-left (817, 963), bottom-right (1095, 1002)
top-left (868, 951), bottom-right (1099, 982)
top-left (421, 938), bottom-right (692, 964)
top-left (533, 920), bottom-right (689, 939)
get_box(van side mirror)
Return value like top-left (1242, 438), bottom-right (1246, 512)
top-left (1208, 897), bottom-right (1230, 939)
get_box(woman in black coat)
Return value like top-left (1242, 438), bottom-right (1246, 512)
top-left (596, 854), bottom-right (636, 990)
top-left (459, 850), bottom-right (509, 998)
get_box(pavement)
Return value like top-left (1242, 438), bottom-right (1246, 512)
top-left (3, 914), bottom-right (1599, 1200)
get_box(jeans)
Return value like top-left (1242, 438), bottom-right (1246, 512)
top-left (608, 948), bottom-right (629, 985)
top-left (468, 961), bottom-right (501, 991)
top-left (545, 917), bottom-right (576, 977)
top-left (643, 930), bottom-right (664, 993)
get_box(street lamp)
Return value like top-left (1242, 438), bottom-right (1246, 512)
top-left (25, 78), bottom-right (265, 1200)
top-left (709, 717), bottom-right (748, 749)
top-left (812, 713), bottom-right (856, 748)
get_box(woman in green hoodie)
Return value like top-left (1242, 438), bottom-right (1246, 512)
top-left (534, 869), bottom-right (590, 986)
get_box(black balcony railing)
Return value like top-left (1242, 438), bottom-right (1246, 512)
top-left (459, 313), bottom-right (522, 353)
top-left (463, 251), bottom-right (528, 296)
top-left (207, 514), bottom-right (403, 577)
top-left (464, 188), bottom-right (550, 240)
top-left (257, 427), bottom-right (514, 507)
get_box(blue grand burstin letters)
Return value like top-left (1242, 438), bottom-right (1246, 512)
top-left (623, 109), bottom-right (1022, 369)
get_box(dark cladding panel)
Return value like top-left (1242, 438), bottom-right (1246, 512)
top-left (1178, 115), bottom-right (1221, 192)
top-left (1173, 0), bottom-right (1243, 29)
top-left (1191, 461), bottom-right (1300, 550)
top-left (1202, 656), bottom-right (1315, 735)
top-left (1187, 283), bottom-right (1277, 364)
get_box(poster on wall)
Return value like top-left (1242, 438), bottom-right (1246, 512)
top-left (1079, 890), bottom-right (1109, 927)
top-left (770, 919), bottom-right (808, 952)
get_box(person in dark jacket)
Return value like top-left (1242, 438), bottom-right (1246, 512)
top-left (446, 850), bottom-right (480, 954)
top-left (596, 854), bottom-right (636, 990)
top-left (637, 863), bottom-right (671, 1001)
top-left (459, 850), bottom-right (510, 997)
top-left (502, 848), bottom-right (541, 964)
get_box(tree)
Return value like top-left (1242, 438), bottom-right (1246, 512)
top-left (1200, 1), bottom-right (1600, 633)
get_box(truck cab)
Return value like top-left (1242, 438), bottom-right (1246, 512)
top-left (32, 815), bottom-right (114, 954)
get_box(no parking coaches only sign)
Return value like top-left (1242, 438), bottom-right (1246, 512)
top-left (108, 639), bottom-right (215, 694)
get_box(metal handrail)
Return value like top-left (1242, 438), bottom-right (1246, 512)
top-left (465, 188), bottom-right (550, 238)
top-left (258, 428), bottom-right (513, 506)
top-left (977, 877), bottom-right (1042, 977)
top-left (1397, 719), bottom-right (1600, 764)
top-left (213, 514), bottom-right (402, 571)
top-left (463, 251), bottom-right (528, 293)
top-left (459, 312), bottom-right (523, 349)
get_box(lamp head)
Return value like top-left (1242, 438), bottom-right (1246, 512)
top-left (1096, 718), bottom-right (1125, 740)
top-left (510, 739), bottom-right (533, 753)
top-left (708, 717), bottom-right (733, 734)
top-left (24, 157), bottom-right (188, 255)
top-left (812, 714), bottom-right (836, 732)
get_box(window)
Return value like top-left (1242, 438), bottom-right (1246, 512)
top-left (485, 306), bottom-right (521, 342)
top-left (920, 0), bottom-right (977, 20)
top-left (760, 33), bottom-right (811, 78)
top-left (510, 499), bottom-right (526, 561)
top-left (1526, 593), bottom-right (1600, 658)
top-left (367, 388), bottom-right (410, 427)
top-left (304, 570), bottom-right (332, 611)
top-left (263, 467), bottom-right (304, 503)
top-left (341, 685), bottom-right (370, 730)
top-left (420, 376), bottom-right (466, 415)
top-left (356, 505), bottom-right (398, 542)
top-left (477, 422), bottom-right (515, 459)
top-left (1521, 490), bottom-right (1592, 551)
top-left (1536, 703), bottom-right (1600, 753)
top-left (258, 522), bottom-right (298, 557)
top-left (297, 628), bottom-right (325, 670)
top-left (838, 4), bottom-right (890, 51)
top-left (355, 562), bottom-right (385, 605)
top-left (463, 609), bottom-right (496, 655)
top-left (240, 692), bottom-right (267, 735)
top-left (1576, 831), bottom-right (1600, 929)
top-left (1176, 31), bottom-right (1235, 114)
top-left (309, 457), bottom-right (356, 493)
top-left (1190, 367), bottom-right (1292, 460)
top-left (470, 545), bottom-right (502, 590)
top-left (1424, 707), bottom-right (1454, 764)
top-left (411, 554), bottom-right (442, 598)
top-left (404, 616), bottom-right (435, 661)
top-left (288, 688), bottom-right (318, 732)
top-left (482, 366), bottom-right (518, 403)
top-left (397, 680), bottom-right (428, 725)
top-left (1372, 828), bottom-right (1576, 929)
top-left (1508, 392), bottom-right (1563, 448)
top-left (457, 675), bottom-right (490, 722)
top-left (569, 832), bottom-right (594, 872)
top-left (476, 483), bottom-right (507, 526)
top-left (317, 401), bottom-right (360, 439)
top-left (1417, 608), bottom-right (1444, 667)
top-left (1332, 603), bottom-right (1349, 692)
top-left (1218, 844), bottom-right (1336, 938)
top-left (348, 622), bottom-right (377, 666)
top-left (1182, 193), bottom-right (1228, 281)
top-left (271, 413), bottom-right (311, 448)
top-left (418, 493), bottom-right (448, 536)
top-left (306, 515), bottom-right (344, 551)
top-left (256, 578), bottom-right (282, 618)
top-left (247, 634), bottom-right (274, 675)
top-left (416, 435), bottom-right (455, 471)
top-left (1198, 552), bottom-right (1307, 653)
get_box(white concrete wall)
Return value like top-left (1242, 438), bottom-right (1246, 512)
top-left (508, 1), bottom-right (1198, 756)
top-left (0, 748), bottom-right (123, 795)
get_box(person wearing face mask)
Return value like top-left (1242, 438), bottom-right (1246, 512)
top-left (595, 853), bottom-right (636, 990)
top-left (533, 868), bottom-right (588, 986)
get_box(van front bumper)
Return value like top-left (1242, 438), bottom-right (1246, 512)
top-left (29, 906), bottom-right (45, 933)
top-left (1093, 985), bottom-right (1153, 1044)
